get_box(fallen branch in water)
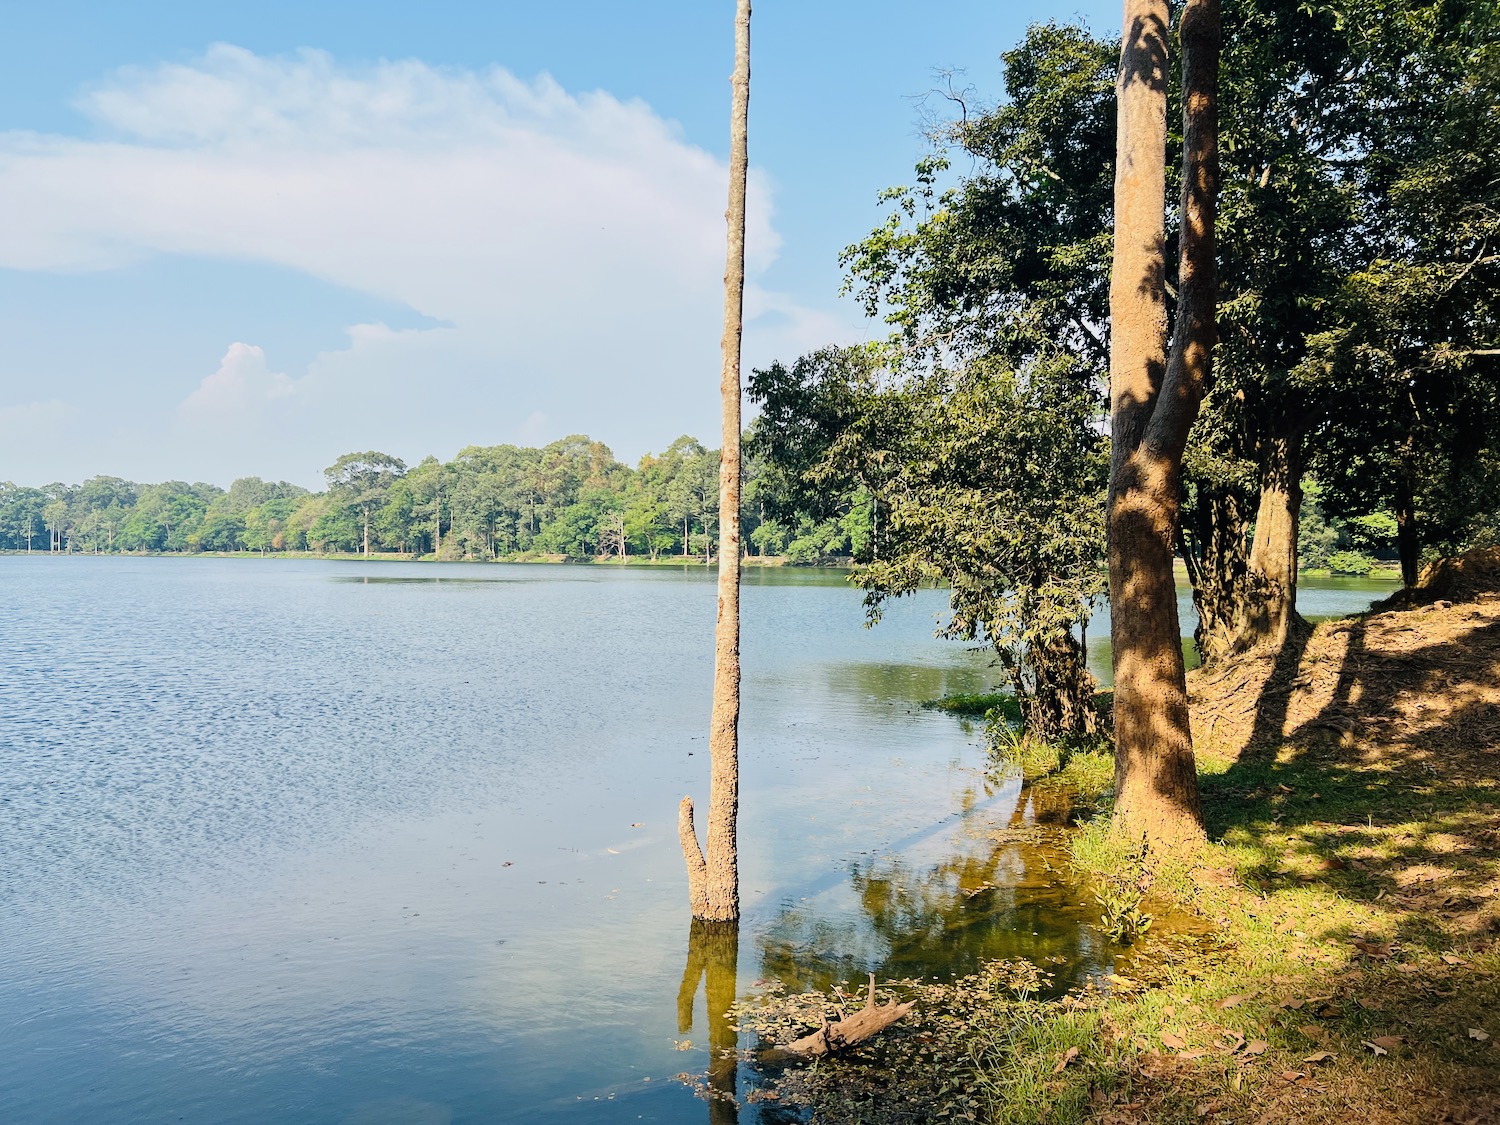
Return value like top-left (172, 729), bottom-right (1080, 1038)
top-left (783, 974), bottom-right (915, 1058)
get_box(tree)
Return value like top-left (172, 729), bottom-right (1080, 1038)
top-left (854, 355), bottom-right (1108, 739)
top-left (1105, 0), bottom-right (1218, 845)
top-left (829, 24), bottom-right (1118, 716)
top-left (43, 496), bottom-right (69, 553)
top-left (323, 451), bottom-right (407, 557)
top-left (0, 483), bottom-right (47, 552)
top-left (1181, 0), bottom-right (1362, 660)
top-left (1181, 0), bottom-right (1500, 648)
top-left (1302, 0), bottom-right (1500, 585)
top-left (747, 348), bottom-right (882, 548)
top-left (840, 23), bottom-right (1117, 380)
top-left (680, 0), bottom-right (749, 924)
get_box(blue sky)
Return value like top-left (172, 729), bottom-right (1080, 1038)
top-left (0, 0), bottom-right (1116, 488)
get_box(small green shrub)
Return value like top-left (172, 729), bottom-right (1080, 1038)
top-left (1094, 879), bottom-right (1153, 943)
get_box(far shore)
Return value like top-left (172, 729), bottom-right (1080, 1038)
top-left (0, 549), bottom-right (1406, 582)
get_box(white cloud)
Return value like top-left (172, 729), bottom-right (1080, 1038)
top-left (178, 342), bottom-right (298, 421)
top-left (0, 45), bottom-right (781, 317)
top-left (0, 45), bottom-right (858, 476)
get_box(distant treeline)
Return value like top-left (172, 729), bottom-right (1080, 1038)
top-left (0, 431), bottom-right (876, 563)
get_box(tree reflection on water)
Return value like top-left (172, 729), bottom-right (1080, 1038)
top-left (677, 919), bottom-right (740, 1125)
top-left (758, 808), bottom-right (1109, 997)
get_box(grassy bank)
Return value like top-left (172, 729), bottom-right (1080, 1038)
top-left (739, 593), bottom-right (1500, 1123)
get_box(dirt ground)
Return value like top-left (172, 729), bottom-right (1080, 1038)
top-left (1189, 585), bottom-right (1500, 940)
top-left (1173, 551), bottom-right (1500, 1122)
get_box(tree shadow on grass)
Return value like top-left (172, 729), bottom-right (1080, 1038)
top-left (1197, 600), bottom-right (1500, 947)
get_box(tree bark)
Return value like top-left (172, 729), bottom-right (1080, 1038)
top-left (1183, 480), bottom-right (1253, 665)
top-left (682, 0), bottom-right (750, 922)
top-left (1395, 473), bottom-right (1420, 588)
top-left (1244, 431), bottom-right (1304, 643)
top-left (1026, 631), bottom-right (1100, 741)
top-left (1107, 0), bottom-right (1217, 848)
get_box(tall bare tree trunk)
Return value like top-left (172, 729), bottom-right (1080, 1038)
top-left (681, 0), bottom-right (749, 923)
top-left (1107, 0), bottom-right (1218, 848)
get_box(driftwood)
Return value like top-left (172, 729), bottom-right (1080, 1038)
top-left (783, 974), bottom-right (915, 1058)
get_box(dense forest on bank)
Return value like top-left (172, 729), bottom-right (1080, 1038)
top-left (0, 425), bottom-right (1459, 576)
top-left (0, 429), bottom-right (877, 564)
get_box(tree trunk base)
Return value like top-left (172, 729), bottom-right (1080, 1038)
top-left (780, 975), bottom-right (915, 1059)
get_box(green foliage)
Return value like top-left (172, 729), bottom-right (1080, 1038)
top-left (0, 433), bottom-right (811, 563)
top-left (1093, 880), bottom-right (1153, 945)
top-left (770, 23), bottom-right (1123, 739)
top-left (1326, 549), bottom-right (1376, 576)
top-left (847, 355), bottom-right (1107, 739)
top-left (1293, 0), bottom-right (1500, 574)
top-left (840, 22), bottom-right (1116, 376)
top-left (1297, 485), bottom-right (1342, 570)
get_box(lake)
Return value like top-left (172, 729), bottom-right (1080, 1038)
top-left (0, 558), bottom-right (1396, 1123)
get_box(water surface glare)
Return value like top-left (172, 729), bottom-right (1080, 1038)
top-left (0, 558), bottom-right (1396, 1123)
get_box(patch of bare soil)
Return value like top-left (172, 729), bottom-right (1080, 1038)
top-left (1181, 556), bottom-right (1500, 1124)
top-left (1190, 592), bottom-right (1500, 773)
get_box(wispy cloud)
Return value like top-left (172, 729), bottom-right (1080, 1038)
top-left (0, 399), bottom-right (74, 431)
top-left (0, 45), bottom-right (853, 479)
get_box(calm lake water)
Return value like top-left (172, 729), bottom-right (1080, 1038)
top-left (0, 558), bottom-right (1396, 1124)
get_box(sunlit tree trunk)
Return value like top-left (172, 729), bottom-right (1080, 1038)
top-left (1107, 0), bottom-right (1218, 848)
top-left (681, 0), bottom-right (750, 922)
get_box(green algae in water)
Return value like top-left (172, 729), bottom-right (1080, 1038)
top-left (921, 692), bottom-right (1022, 721)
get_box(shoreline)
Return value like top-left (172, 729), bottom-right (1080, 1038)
top-left (0, 549), bottom-right (1402, 582)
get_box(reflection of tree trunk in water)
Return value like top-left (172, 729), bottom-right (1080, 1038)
top-left (677, 919), bottom-right (740, 1125)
